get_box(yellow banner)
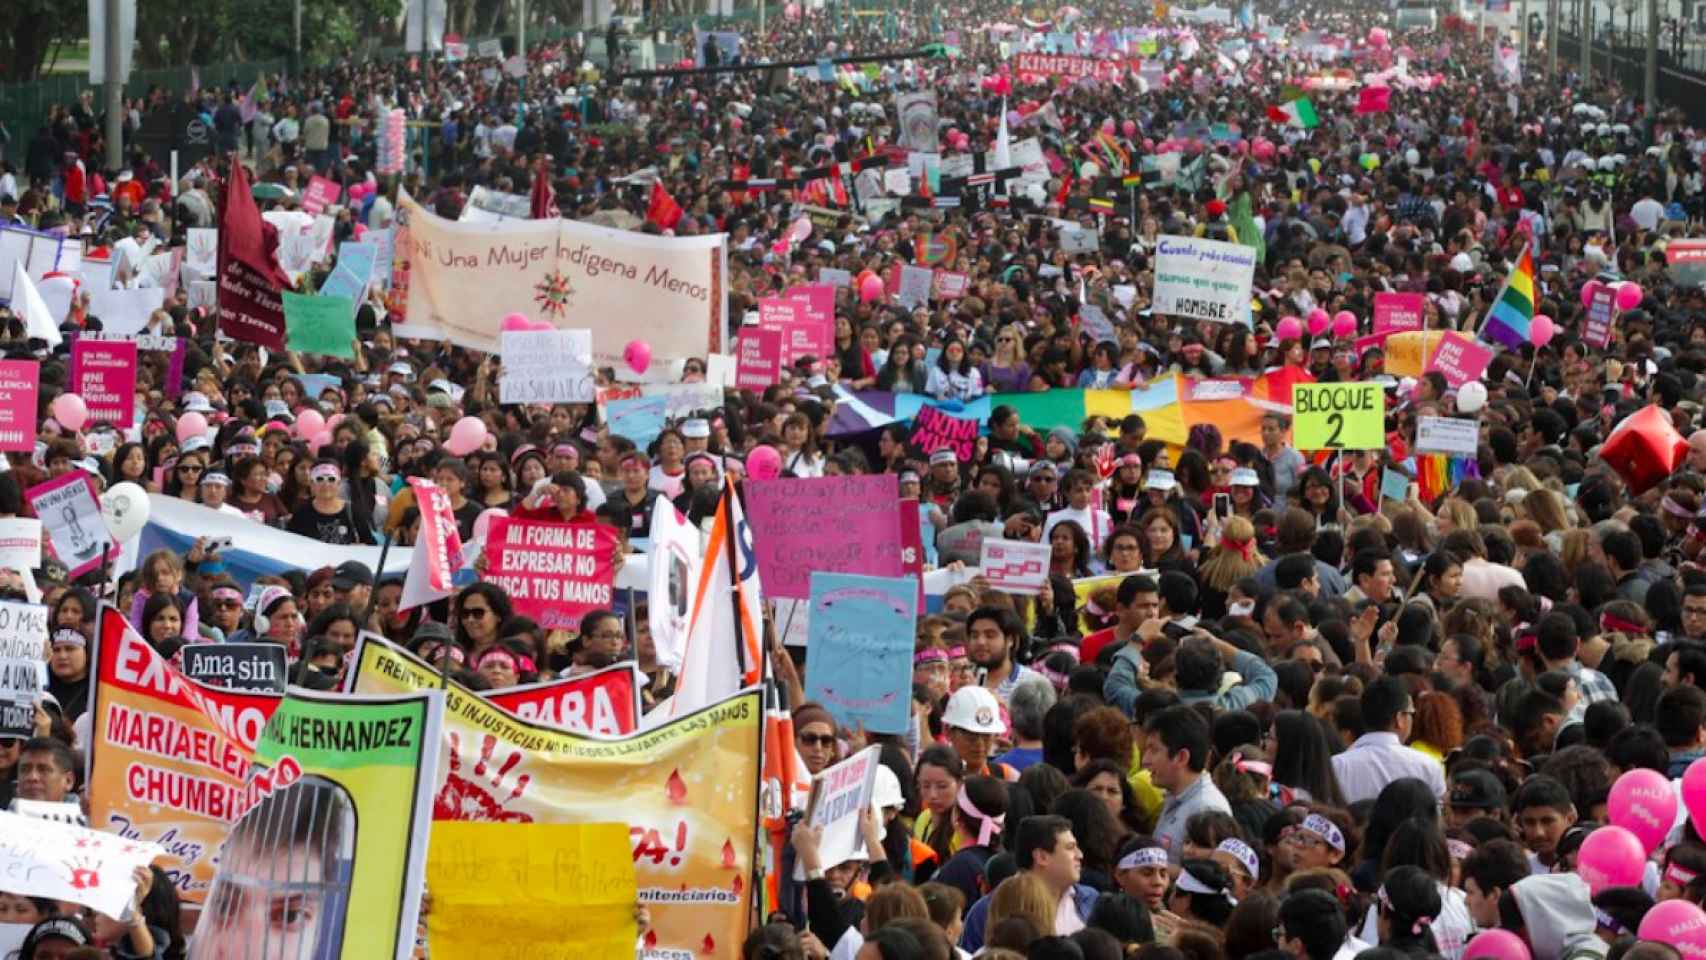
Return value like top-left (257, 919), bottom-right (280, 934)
top-left (427, 822), bottom-right (637, 959)
top-left (348, 636), bottom-right (760, 958)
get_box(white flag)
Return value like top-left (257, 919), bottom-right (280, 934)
top-left (647, 501), bottom-right (703, 673)
top-left (995, 97), bottom-right (1013, 170)
top-left (10, 263), bottom-right (61, 347)
top-left (665, 482), bottom-right (763, 721)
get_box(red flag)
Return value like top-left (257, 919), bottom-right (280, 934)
top-left (647, 180), bottom-right (683, 230)
top-left (1356, 86), bottom-right (1391, 115)
top-left (1054, 173), bottom-right (1073, 207)
top-left (216, 155), bottom-right (291, 350)
top-left (1266, 104), bottom-right (1292, 124)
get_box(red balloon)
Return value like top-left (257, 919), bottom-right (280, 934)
top-left (1600, 404), bottom-right (1689, 495)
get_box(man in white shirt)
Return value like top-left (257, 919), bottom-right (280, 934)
top-left (1630, 191), bottom-right (1666, 232)
top-left (1330, 676), bottom-right (1446, 804)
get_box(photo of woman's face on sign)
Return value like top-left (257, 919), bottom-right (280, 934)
top-left (190, 775), bottom-right (355, 960)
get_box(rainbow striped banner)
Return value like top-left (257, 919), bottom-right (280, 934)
top-left (1479, 247), bottom-right (1536, 350)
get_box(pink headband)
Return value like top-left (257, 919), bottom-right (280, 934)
top-left (1230, 753), bottom-right (1272, 778)
top-left (1663, 497), bottom-right (1694, 519)
top-left (945, 646), bottom-right (967, 660)
top-left (1667, 864), bottom-right (1699, 887)
top-left (957, 786), bottom-right (1005, 847)
top-left (474, 647), bottom-right (535, 675)
top-left (914, 649), bottom-right (948, 666)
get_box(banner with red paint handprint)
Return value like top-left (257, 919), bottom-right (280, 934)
top-left (348, 633), bottom-right (762, 960)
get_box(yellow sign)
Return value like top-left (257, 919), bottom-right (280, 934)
top-left (1383, 330), bottom-right (1447, 377)
top-left (348, 635), bottom-right (761, 959)
top-left (428, 822), bottom-right (637, 958)
top-left (1291, 382), bottom-right (1385, 450)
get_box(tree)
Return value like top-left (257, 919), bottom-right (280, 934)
top-left (0, 0), bottom-right (82, 81)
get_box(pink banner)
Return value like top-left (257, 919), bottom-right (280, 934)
top-left (1425, 331), bottom-right (1494, 388)
top-left (300, 176), bottom-right (342, 216)
top-left (1373, 292), bottom-right (1425, 335)
top-left (1583, 286), bottom-right (1616, 350)
top-left (69, 339), bottom-right (137, 428)
top-left (0, 360), bottom-right (40, 453)
top-left (1013, 53), bottom-right (1136, 82)
top-left (482, 518), bottom-right (618, 629)
top-left (736, 327), bottom-right (783, 390)
top-left (746, 475), bottom-right (904, 599)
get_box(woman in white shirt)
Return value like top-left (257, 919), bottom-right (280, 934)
top-left (925, 338), bottom-right (984, 401)
top-left (775, 412), bottom-right (824, 478)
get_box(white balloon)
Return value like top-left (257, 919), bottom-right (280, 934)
top-left (101, 482), bottom-right (152, 542)
top-left (1456, 381), bottom-right (1488, 414)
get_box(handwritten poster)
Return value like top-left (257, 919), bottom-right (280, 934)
top-left (805, 574), bottom-right (917, 734)
top-left (910, 405), bottom-right (978, 462)
top-left (746, 476), bottom-right (904, 599)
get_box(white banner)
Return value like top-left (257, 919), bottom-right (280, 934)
top-left (1415, 415), bottom-right (1479, 456)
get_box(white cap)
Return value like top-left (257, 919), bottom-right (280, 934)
top-left (1449, 252), bottom-right (1474, 273)
top-left (180, 435), bottom-right (211, 454)
top-left (872, 764), bottom-right (904, 810)
top-left (681, 418), bottom-right (711, 439)
top-left (1144, 469), bottom-right (1177, 492)
top-left (942, 686), bottom-right (1005, 735)
top-left (182, 391), bottom-right (215, 413)
top-left (1229, 468), bottom-right (1259, 487)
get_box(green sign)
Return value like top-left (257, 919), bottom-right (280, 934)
top-left (283, 291), bottom-right (357, 359)
top-left (1291, 382), bottom-right (1385, 450)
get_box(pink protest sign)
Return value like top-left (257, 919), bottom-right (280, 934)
top-left (932, 270), bottom-right (971, 300)
top-left (482, 518), bottom-right (617, 629)
top-left (1373, 292), bottom-right (1425, 335)
top-left (746, 475), bottom-right (904, 599)
top-left (758, 297), bottom-right (832, 368)
top-left (1425, 331), bottom-right (1494, 389)
top-left (0, 361), bottom-right (40, 453)
top-left (300, 176), bottom-right (342, 216)
top-left (1583, 285), bottom-right (1616, 350)
top-left (69, 339), bottom-right (137, 428)
top-left (736, 327), bottom-right (784, 390)
top-left (910, 405), bottom-right (978, 461)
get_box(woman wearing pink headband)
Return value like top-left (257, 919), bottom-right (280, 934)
top-left (473, 643), bottom-right (536, 688)
top-left (930, 776), bottom-right (1009, 913)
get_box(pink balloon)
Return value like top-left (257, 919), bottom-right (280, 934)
top-left (860, 273), bottom-right (886, 304)
top-left (1332, 311), bottom-right (1358, 339)
top-left (1575, 825), bottom-right (1647, 894)
top-left (1616, 281), bottom-right (1644, 311)
top-left (1530, 314), bottom-right (1556, 349)
top-left (501, 312), bottom-right (533, 332)
top-left (473, 507), bottom-right (509, 543)
top-left (787, 217), bottom-right (813, 244)
top-left (747, 445), bottom-right (782, 482)
top-left (1682, 757), bottom-right (1706, 831)
top-left (1101, 118), bottom-right (1116, 134)
top-left (1121, 120), bottom-right (1137, 138)
top-left (294, 409), bottom-right (326, 440)
top-left (1307, 308), bottom-right (1330, 337)
top-left (444, 416), bottom-right (488, 457)
top-left (1462, 930), bottom-right (1531, 960)
top-left (1275, 316), bottom-right (1303, 341)
top-left (51, 394), bottom-right (88, 432)
top-left (1608, 767), bottom-right (1677, 854)
top-left (1639, 899), bottom-right (1706, 951)
top-left (1580, 280), bottom-right (1601, 308)
top-left (307, 430), bottom-right (333, 454)
top-left (175, 412), bottom-right (208, 444)
top-left (623, 340), bottom-right (652, 376)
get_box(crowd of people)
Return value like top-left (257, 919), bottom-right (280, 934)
top-left (2, 0), bottom-right (1706, 957)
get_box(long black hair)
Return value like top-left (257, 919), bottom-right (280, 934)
top-left (1270, 710), bottom-right (1346, 807)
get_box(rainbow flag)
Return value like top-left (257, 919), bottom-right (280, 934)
top-left (1480, 247), bottom-right (1536, 350)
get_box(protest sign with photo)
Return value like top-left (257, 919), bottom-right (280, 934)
top-left (736, 326), bottom-right (784, 390)
top-left (427, 822), bottom-right (637, 959)
top-left (1151, 235), bottom-right (1257, 324)
top-left (69, 338), bottom-right (138, 427)
top-left (346, 633), bottom-right (761, 960)
top-left (806, 746), bottom-right (882, 869)
top-left (0, 810), bottom-right (164, 918)
top-left (805, 575), bottom-right (917, 734)
top-left (499, 328), bottom-right (595, 404)
top-left (395, 194), bottom-right (727, 373)
top-left (746, 476), bottom-right (905, 599)
top-left (979, 538), bottom-right (1052, 595)
top-left (481, 518), bottom-right (618, 629)
top-left (88, 606), bottom-right (284, 902)
top-left (181, 642), bottom-right (289, 693)
top-left (910, 405), bottom-right (979, 462)
top-left (27, 471), bottom-right (112, 578)
top-left (191, 687), bottom-right (445, 960)
top-left (484, 662), bottom-right (642, 736)
top-left (0, 601), bottom-right (47, 738)
top-left (0, 360), bottom-right (39, 452)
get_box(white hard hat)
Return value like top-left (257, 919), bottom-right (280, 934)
top-left (872, 764), bottom-right (905, 810)
top-left (942, 686), bottom-right (1005, 735)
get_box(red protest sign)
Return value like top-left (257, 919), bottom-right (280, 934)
top-left (898, 498), bottom-right (924, 607)
top-left (484, 662), bottom-right (641, 735)
top-left (482, 518), bottom-right (618, 629)
top-left (1372, 292), bottom-right (1424, 335)
top-left (400, 477), bottom-right (464, 609)
top-left (932, 270), bottom-right (971, 300)
top-left (1424, 331), bottom-right (1494, 389)
top-left (910, 405), bottom-right (978, 461)
top-left (736, 327), bottom-right (784, 390)
top-left (69, 339), bottom-right (137, 428)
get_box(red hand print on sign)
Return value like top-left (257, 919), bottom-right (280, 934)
top-left (434, 732), bottom-right (534, 822)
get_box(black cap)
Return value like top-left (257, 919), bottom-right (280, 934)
top-left (331, 560), bottom-right (374, 590)
top-left (412, 621), bottom-right (454, 646)
top-left (1449, 768), bottom-right (1507, 810)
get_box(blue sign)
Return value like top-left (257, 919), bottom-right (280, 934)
top-left (805, 572), bottom-right (918, 735)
